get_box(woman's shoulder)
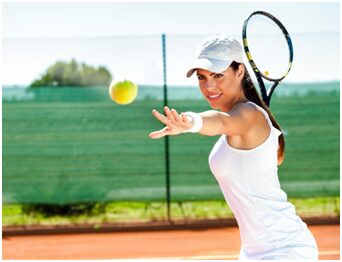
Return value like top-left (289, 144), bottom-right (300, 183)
top-left (229, 100), bottom-right (261, 118)
top-left (229, 100), bottom-right (272, 133)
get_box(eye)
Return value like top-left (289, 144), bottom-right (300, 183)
top-left (214, 74), bottom-right (223, 78)
top-left (197, 75), bottom-right (204, 80)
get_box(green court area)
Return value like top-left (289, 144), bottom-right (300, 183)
top-left (2, 86), bottom-right (340, 205)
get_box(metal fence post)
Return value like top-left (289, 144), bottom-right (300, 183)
top-left (162, 33), bottom-right (171, 223)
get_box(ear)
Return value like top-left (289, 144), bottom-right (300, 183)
top-left (237, 64), bottom-right (245, 81)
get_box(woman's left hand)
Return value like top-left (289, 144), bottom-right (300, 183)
top-left (149, 106), bottom-right (193, 139)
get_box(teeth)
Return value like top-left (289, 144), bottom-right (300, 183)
top-left (208, 94), bottom-right (222, 99)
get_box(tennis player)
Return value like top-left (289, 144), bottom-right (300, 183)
top-left (149, 34), bottom-right (319, 260)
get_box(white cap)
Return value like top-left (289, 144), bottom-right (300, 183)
top-left (186, 34), bottom-right (244, 78)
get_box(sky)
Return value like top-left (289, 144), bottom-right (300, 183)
top-left (2, 2), bottom-right (340, 85)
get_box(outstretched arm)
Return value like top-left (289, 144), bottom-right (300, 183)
top-left (149, 104), bottom-right (258, 139)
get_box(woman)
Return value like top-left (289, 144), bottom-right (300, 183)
top-left (149, 34), bottom-right (318, 260)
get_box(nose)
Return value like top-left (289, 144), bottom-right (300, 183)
top-left (204, 77), bottom-right (216, 89)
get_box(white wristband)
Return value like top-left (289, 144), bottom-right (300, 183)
top-left (182, 112), bottom-right (203, 133)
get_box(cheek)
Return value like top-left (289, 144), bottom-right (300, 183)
top-left (198, 82), bottom-right (206, 93)
top-left (220, 77), bottom-right (240, 95)
top-left (218, 79), bottom-right (233, 94)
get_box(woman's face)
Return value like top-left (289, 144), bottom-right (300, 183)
top-left (196, 64), bottom-right (246, 112)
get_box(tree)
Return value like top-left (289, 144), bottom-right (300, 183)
top-left (30, 59), bottom-right (112, 87)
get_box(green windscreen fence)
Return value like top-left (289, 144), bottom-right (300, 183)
top-left (2, 84), bottom-right (340, 204)
top-left (2, 33), bottom-right (340, 205)
top-left (3, 86), bottom-right (166, 204)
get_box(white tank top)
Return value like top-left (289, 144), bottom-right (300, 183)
top-left (208, 101), bottom-right (317, 255)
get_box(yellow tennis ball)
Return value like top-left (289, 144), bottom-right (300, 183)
top-left (264, 70), bottom-right (269, 76)
top-left (109, 79), bottom-right (138, 105)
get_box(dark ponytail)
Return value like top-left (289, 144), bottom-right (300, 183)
top-left (230, 61), bottom-right (285, 166)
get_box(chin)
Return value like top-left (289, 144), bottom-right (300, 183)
top-left (207, 101), bottom-right (221, 110)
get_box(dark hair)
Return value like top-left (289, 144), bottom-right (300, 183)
top-left (230, 61), bottom-right (285, 166)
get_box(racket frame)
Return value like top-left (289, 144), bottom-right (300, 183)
top-left (242, 10), bottom-right (294, 106)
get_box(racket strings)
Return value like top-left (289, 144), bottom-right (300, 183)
top-left (246, 14), bottom-right (290, 80)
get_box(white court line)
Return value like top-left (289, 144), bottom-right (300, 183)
top-left (124, 250), bottom-right (340, 260)
top-left (319, 250), bottom-right (340, 255)
top-left (125, 252), bottom-right (239, 260)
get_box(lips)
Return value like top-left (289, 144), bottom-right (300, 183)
top-left (207, 93), bottom-right (223, 102)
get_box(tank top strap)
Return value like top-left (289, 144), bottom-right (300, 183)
top-left (245, 101), bottom-right (282, 137)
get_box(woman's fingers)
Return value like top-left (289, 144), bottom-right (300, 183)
top-left (164, 106), bottom-right (175, 122)
top-left (150, 107), bottom-right (190, 139)
top-left (152, 109), bottom-right (169, 126)
top-left (153, 107), bottom-right (180, 126)
top-left (171, 108), bottom-right (182, 122)
top-left (149, 127), bottom-right (169, 139)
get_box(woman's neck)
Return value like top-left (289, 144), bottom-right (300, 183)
top-left (221, 94), bottom-right (248, 112)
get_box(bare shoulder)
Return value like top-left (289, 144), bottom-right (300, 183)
top-left (220, 101), bottom-right (266, 136)
top-left (227, 101), bottom-right (270, 144)
top-left (229, 101), bottom-right (261, 120)
top-left (230, 101), bottom-right (267, 132)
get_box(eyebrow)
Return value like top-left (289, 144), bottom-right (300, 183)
top-left (196, 72), bottom-right (217, 77)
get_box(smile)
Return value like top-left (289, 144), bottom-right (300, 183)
top-left (207, 93), bottom-right (223, 101)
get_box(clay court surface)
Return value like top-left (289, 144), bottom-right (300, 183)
top-left (3, 225), bottom-right (340, 260)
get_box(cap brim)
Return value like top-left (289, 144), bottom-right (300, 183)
top-left (186, 58), bottom-right (233, 78)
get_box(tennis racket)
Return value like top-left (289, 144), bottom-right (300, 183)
top-left (242, 11), bottom-right (294, 107)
